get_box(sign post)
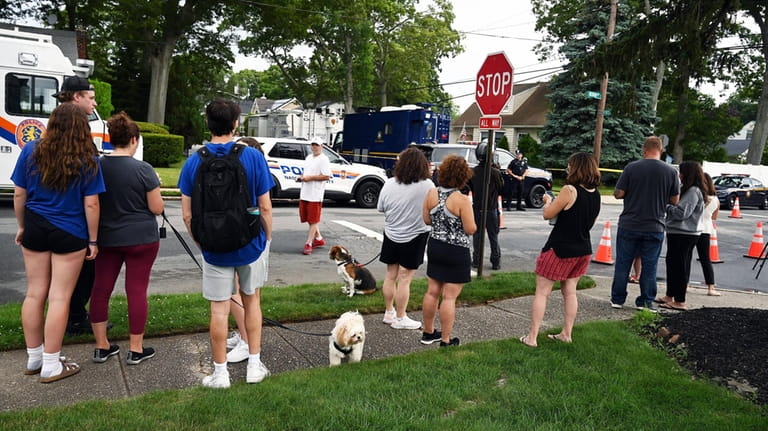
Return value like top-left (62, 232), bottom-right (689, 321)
top-left (475, 52), bottom-right (514, 277)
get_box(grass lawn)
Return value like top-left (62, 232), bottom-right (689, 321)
top-left (1, 318), bottom-right (765, 430)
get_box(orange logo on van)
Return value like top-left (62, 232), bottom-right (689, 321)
top-left (15, 119), bottom-right (45, 148)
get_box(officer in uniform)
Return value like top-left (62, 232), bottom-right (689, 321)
top-left (467, 143), bottom-right (504, 270)
top-left (506, 150), bottom-right (529, 211)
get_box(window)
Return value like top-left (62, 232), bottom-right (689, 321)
top-left (383, 123), bottom-right (393, 135)
top-left (5, 74), bottom-right (58, 117)
top-left (269, 143), bottom-right (305, 160)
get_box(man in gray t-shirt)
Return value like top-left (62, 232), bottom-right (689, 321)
top-left (610, 136), bottom-right (680, 311)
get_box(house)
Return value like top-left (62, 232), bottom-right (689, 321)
top-left (452, 82), bottom-right (549, 150)
top-left (723, 121), bottom-right (755, 160)
top-left (243, 97), bottom-right (343, 143)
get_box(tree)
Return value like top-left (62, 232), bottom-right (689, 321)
top-left (226, 66), bottom-right (292, 101)
top-left (742, 0), bottom-right (768, 164)
top-left (536, 0), bottom-right (656, 169)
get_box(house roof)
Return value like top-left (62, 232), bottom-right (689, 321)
top-left (452, 82), bottom-right (549, 127)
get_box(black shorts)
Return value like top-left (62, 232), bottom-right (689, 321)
top-left (379, 232), bottom-right (429, 270)
top-left (22, 208), bottom-right (87, 253)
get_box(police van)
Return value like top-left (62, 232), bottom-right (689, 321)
top-left (0, 26), bottom-right (113, 192)
top-left (256, 137), bottom-right (387, 208)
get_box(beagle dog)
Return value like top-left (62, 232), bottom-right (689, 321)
top-left (328, 245), bottom-right (377, 297)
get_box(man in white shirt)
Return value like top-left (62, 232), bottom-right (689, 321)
top-left (299, 142), bottom-right (331, 255)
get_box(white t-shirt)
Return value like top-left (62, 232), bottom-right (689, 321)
top-left (698, 194), bottom-right (719, 235)
top-left (300, 153), bottom-right (331, 202)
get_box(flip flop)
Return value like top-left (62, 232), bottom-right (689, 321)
top-left (519, 335), bottom-right (537, 348)
top-left (547, 334), bottom-right (572, 344)
top-left (659, 303), bottom-right (687, 311)
top-left (24, 366), bottom-right (41, 375)
top-left (653, 297), bottom-right (670, 304)
top-left (39, 361), bottom-right (80, 383)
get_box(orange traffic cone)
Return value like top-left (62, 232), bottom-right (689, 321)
top-left (709, 222), bottom-right (723, 263)
top-left (744, 221), bottom-right (767, 259)
top-left (729, 197), bottom-right (742, 218)
top-left (592, 221), bottom-right (614, 265)
top-left (497, 196), bottom-right (506, 229)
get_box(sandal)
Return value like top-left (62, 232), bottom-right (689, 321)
top-left (547, 334), bottom-right (572, 344)
top-left (24, 366), bottom-right (41, 375)
top-left (39, 361), bottom-right (80, 383)
top-left (519, 335), bottom-right (537, 348)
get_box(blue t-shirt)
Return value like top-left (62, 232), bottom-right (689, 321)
top-left (10, 140), bottom-right (106, 239)
top-left (179, 142), bottom-right (275, 266)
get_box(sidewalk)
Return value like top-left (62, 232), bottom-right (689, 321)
top-left (2, 275), bottom-right (767, 412)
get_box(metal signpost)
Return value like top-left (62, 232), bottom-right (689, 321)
top-left (475, 52), bottom-right (513, 277)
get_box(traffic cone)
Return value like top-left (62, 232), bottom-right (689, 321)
top-left (497, 196), bottom-right (506, 229)
top-left (744, 221), bottom-right (767, 259)
top-left (592, 221), bottom-right (614, 265)
top-left (728, 197), bottom-right (742, 218)
top-left (709, 222), bottom-right (723, 263)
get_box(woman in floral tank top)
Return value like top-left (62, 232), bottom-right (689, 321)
top-left (420, 155), bottom-right (476, 347)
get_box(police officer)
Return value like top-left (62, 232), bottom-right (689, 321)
top-left (506, 150), bottom-right (529, 211)
top-left (467, 143), bottom-right (503, 270)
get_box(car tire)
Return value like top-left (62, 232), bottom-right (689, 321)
top-left (526, 184), bottom-right (547, 209)
top-left (354, 180), bottom-right (382, 209)
top-left (269, 176), bottom-right (281, 200)
top-left (726, 194), bottom-right (736, 210)
top-left (760, 195), bottom-right (768, 210)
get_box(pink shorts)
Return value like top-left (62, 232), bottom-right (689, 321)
top-left (535, 248), bottom-right (591, 281)
top-left (299, 200), bottom-right (322, 224)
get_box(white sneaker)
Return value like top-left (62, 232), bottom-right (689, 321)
top-left (226, 331), bottom-right (241, 349)
top-left (391, 315), bottom-right (422, 330)
top-left (246, 361), bottom-right (270, 384)
top-left (202, 371), bottom-right (230, 389)
top-left (226, 339), bottom-right (249, 363)
top-left (382, 309), bottom-right (396, 325)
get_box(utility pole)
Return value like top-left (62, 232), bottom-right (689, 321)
top-left (593, 0), bottom-right (618, 165)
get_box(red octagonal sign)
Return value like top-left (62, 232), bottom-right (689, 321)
top-left (476, 52), bottom-right (514, 116)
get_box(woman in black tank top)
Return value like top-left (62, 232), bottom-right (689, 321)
top-left (520, 153), bottom-right (601, 347)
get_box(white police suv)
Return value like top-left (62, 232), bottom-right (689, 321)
top-left (255, 137), bottom-right (387, 208)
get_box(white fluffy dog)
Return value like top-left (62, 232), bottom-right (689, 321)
top-left (329, 311), bottom-right (366, 366)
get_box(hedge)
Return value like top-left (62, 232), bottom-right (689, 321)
top-left (137, 121), bottom-right (170, 134)
top-left (143, 133), bottom-right (184, 167)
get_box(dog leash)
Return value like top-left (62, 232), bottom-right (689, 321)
top-left (229, 298), bottom-right (332, 337)
top-left (163, 212), bottom-right (334, 337)
top-left (357, 252), bottom-right (381, 268)
top-left (162, 211), bottom-right (202, 272)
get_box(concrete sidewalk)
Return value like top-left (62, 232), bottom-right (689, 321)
top-left (2, 275), bottom-right (767, 412)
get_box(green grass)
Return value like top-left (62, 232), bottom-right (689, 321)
top-left (1, 319), bottom-right (765, 430)
top-left (154, 158), bottom-right (185, 189)
top-left (0, 272), bottom-right (591, 351)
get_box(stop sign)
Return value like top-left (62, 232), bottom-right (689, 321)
top-left (476, 52), bottom-right (514, 116)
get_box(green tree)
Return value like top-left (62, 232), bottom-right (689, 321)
top-left (516, 134), bottom-right (540, 167)
top-left (537, 0), bottom-right (656, 170)
top-left (226, 66), bottom-right (291, 101)
top-left (741, 0), bottom-right (768, 165)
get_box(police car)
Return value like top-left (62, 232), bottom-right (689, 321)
top-left (713, 174), bottom-right (768, 210)
top-left (255, 137), bottom-right (387, 208)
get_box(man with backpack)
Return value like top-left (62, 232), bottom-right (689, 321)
top-left (179, 99), bottom-right (274, 388)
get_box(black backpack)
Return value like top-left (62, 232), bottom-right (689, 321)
top-left (191, 144), bottom-right (261, 253)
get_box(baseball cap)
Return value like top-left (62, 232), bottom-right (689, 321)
top-left (52, 76), bottom-right (93, 98)
top-left (310, 142), bottom-right (321, 146)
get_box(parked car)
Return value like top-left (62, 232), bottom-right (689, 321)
top-left (252, 137), bottom-right (387, 208)
top-left (412, 143), bottom-right (553, 208)
top-left (713, 174), bottom-right (768, 210)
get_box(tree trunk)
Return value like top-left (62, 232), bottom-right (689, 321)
top-left (344, 34), bottom-right (354, 113)
top-left (672, 59), bottom-right (690, 164)
top-left (380, 79), bottom-right (388, 107)
top-left (746, 10), bottom-right (768, 165)
top-left (147, 40), bottom-right (175, 125)
top-left (645, 1), bottom-right (664, 118)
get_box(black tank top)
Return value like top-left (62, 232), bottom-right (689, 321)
top-left (542, 185), bottom-right (601, 258)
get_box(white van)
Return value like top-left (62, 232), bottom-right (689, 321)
top-left (255, 137), bottom-right (387, 208)
top-left (0, 27), bottom-right (113, 191)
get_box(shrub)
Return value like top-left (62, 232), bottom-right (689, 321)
top-left (137, 122), bottom-right (170, 135)
top-left (91, 80), bottom-right (114, 120)
top-left (143, 133), bottom-right (184, 167)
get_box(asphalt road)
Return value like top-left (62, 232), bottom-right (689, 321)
top-left (1, 198), bottom-right (767, 305)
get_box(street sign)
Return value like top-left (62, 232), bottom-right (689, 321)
top-left (476, 52), bottom-right (514, 116)
top-left (479, 116), bottom-right (502, 129)
top-left (586, 91), bottom-right (601, 99)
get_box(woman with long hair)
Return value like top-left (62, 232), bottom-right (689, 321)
top-left (420, 155), bottom-right (476, 347)
top-left (89, 112), bottom-right (164, 365)
top-left (11, 103), bottom-right (105, 382)
top-left (378, 147), bottom-right (434, 330)
top-left (695, 173), bottom-right (721, 297)
top-left (520, 152), bottom-right (601, 347)
top-left (658, 161), bottom-right (706, 311)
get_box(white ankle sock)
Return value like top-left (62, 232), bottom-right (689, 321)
top-left (40, 351), bottom-right (62, 378)
top-left (26, 344), bottom-right (43, 371)
top-left (213, 361), bottom-right (228, 375)
top-left (248, 353), bottom-right (261, 364)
